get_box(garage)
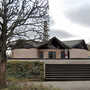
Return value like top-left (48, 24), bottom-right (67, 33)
top-left (45, 64), bottom-right (90, 81)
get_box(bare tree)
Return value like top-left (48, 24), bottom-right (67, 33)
top-left (0, 0), bottom-right (48, 88)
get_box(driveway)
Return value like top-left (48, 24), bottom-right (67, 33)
top-left (25, 81), bottom-right (90, 90)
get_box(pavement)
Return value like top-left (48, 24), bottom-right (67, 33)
top-left (24, 81), bottom-right (90, 90)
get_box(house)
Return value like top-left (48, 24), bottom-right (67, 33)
top-left (11, 37), bottom-right (89, 59)
top-left (63, 39), bottom-right (88, 58)
top-left (11, 37), bottom-right (70, 59)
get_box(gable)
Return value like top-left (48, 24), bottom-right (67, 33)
top-left (64, 40), bottom-right (88, 50)
top-left (38, 37), bottom-right (69, 49)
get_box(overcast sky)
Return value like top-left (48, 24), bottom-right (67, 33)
top-left (49, 0), bottom-right (90, 43)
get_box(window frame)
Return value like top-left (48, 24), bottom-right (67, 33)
top-left (48, 51), bottom-right (56, 59)
top-left (39, 51), bottom-right (44, 59)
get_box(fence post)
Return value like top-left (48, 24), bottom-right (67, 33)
top-left (44, 63), bottom-right (46, 80)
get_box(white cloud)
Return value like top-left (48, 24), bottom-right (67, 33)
top-left (65, 3), bottom-right (90, 27)
top-left (49, 0), bottom-right (90, 43)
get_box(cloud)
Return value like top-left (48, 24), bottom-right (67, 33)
top-left (64, 0), bottom-right (90, 27)
top-left (49, 30), bottom-right (76, 39)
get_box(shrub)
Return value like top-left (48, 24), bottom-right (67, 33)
top-left (7, 60), bottom-right (44, 81)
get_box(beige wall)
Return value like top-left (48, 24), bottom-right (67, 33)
top-left (12, 48), bottom-right (89, 59)
top-left (12, 48), bottom-right (39, 58)
top-left (39, 49), bottom-right (62, 59)
top-left (12, 49), bottom-right (67, 59)
top-left (70, 49), bottom-right (88, 58)
top-left (88, 51), bottom-right (90, 58)
top-left (12, 48), bottom-right (63, 59)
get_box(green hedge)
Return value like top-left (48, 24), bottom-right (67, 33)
top-left (7, 60), bottom-right (44, 81)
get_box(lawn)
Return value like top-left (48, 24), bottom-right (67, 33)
top-left (2, 81), bottom-right (61, 90)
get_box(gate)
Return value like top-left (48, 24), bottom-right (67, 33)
top-left (45, 64), bottom-right (90, 81)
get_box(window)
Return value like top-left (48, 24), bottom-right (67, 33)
top-left (39, 51), bottom-right (43, 59)
top-left (61, 50), bottom-right (65, 59)
top-left (48, 51), bottom-right (56, 59)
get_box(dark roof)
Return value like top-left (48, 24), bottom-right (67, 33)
top-left (11, 37), bottom-right (88, 50)
top-left (11, 39), bottom-right (42, 49)
top-left (38, 37), bottom-right (70, 49)
top-left (12, 43), bottom-right (35, 49)
top-left (63, 39), bottom-right (88, 50)
top-left (11, 37), bottom-right (70, 49)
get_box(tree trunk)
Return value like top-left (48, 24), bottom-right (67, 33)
top-left (0, 36), bottom-right (7, 88)
top-left (0, 61), bottom-right (7, 88)
top-left (0, 1), bottom-right (8, 88)
top-left (0, 45), bottom-right (7, 89)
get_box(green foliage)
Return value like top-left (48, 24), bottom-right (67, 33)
top-left (7, 60), bottom-right (44, 81)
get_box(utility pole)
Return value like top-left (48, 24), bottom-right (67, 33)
top-left (43, 21), bottom-right (49, 42)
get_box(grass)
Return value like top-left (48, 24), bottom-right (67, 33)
top-left (2, 81), bottom-right (61, 90)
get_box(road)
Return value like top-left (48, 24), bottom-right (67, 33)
top-left (25, 81), bottom-right (90, 90)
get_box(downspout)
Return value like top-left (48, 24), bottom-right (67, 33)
top-left (68, 49), bottom-right (70, 59)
